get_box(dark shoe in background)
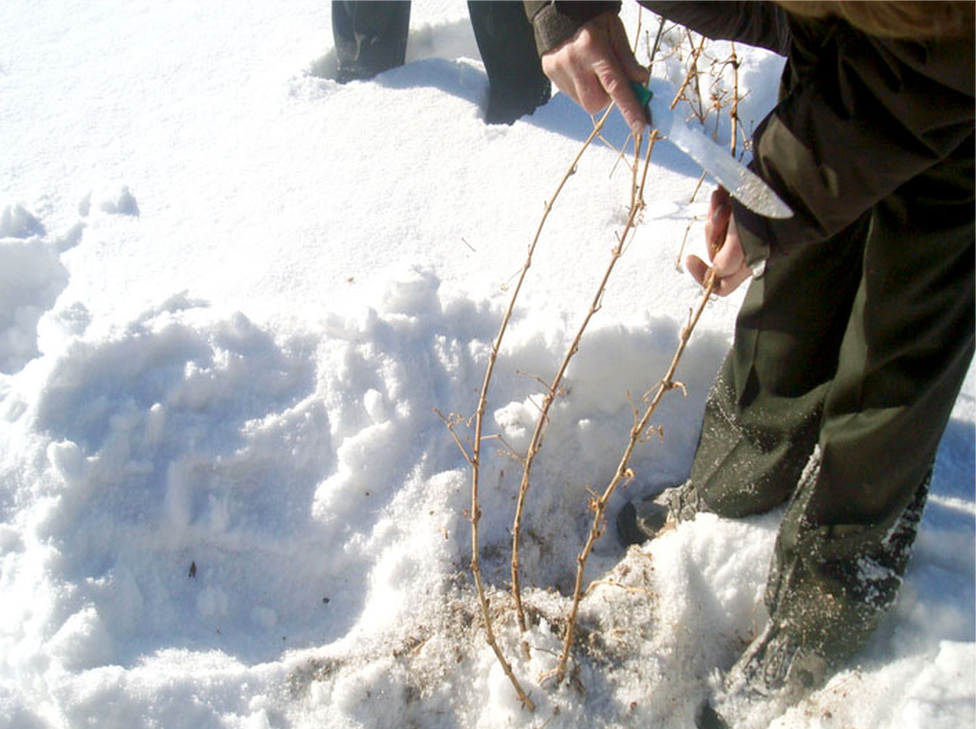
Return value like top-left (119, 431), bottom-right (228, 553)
top-left (617, 480), bottom-right (707, 546)
top-left (484, 80), bottom-right (550, 125)
top-left (332, 0), bottom-right (411, 84)
top-left (468, 1), bottom-right (551, 124)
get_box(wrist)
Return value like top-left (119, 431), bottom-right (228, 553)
top-left (525, 1), bottom-right (622, 56)
top-left (731, 200), bottom-right (772, 278)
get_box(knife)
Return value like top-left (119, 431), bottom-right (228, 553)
top-left (631, 79), bottom-right (793, 219)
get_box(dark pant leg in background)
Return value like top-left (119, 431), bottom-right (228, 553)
top-left (332, 1), bottom-right (411, 83)
top-left (467, 1), bottom-right (551, 124)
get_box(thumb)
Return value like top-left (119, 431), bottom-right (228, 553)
top-left (685, 254), bottom-right (711, 288)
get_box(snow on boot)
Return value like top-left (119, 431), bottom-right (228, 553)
top-left (696, 622), bottom-right (829, 729)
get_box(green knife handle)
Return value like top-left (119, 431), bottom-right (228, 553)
top-left (630, 80), bottom-right (653, 122)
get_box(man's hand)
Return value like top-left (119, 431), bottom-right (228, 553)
top-left (541, 13), bottom-right (649, 134)
top-left (686, 188), bottom-right (752, 297)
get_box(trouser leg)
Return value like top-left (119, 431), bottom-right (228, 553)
top-left (766, 142), bottom-right (976, 666)
top-left (467, 1), bottom-right (551, 124)
top-left (688, 131), bottom-right (974, 678)
top-left (690, 211), bottom-right (868, 518)
top-left (332, 1), bottom-right (411, 83)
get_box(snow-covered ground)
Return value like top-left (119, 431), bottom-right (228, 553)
top-left (1, 3), bottom-right (972, 728)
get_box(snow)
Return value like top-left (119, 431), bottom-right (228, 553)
top-left (0, 3), bottom-right (973, 729)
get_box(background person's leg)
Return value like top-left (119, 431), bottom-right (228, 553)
top-left (332, 1), bottom-right (411, 83)
top-left (467, 1), bottom-right (551, 124)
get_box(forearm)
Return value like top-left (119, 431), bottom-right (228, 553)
top-left (524, 1), bottom-right (621, 55)
top-left (639, 2), bottom-right (791, 56)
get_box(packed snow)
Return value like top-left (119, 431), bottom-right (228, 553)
top-left (1, 3), bottom-right (973, 728)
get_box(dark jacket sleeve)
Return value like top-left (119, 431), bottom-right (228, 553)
top-left (523, 1), bottom-right (788, 57)
top-left (524, 1), bottom-right (621, 56)
top-left (640, 2), bottom-right (790, 55)
top-left (733, 22), bottom-right (975, 266)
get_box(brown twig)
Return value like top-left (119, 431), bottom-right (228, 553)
top-left (687, 31), bottom-right (707, 123)
top-left (729, 42), bottom-right (740, 158)
top-left (583, 578), bottom-right (654, 599)
top-left (674, 213), bottom-right (704, 271)
top-left (454, 105), bottom-right (618, 713)
top-left (548, 268), bottom-right (717, 687)
top-left (689, 170), bottom-right (708, 204)
top-left (648, 15), bottom-right (668, 68)
top-left (670, 35), bottom-right (706, 111)
top-left (510, 131), bottom-right (659, 638)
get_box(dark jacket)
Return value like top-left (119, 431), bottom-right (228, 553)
top-left (524, 1), bottom-right (975, 268)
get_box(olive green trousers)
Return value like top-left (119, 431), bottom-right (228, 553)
top-left (690, 138), bottom-right (975, 665)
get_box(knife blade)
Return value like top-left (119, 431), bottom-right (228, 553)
top-left (632, 79), bottom-right (793, 219)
